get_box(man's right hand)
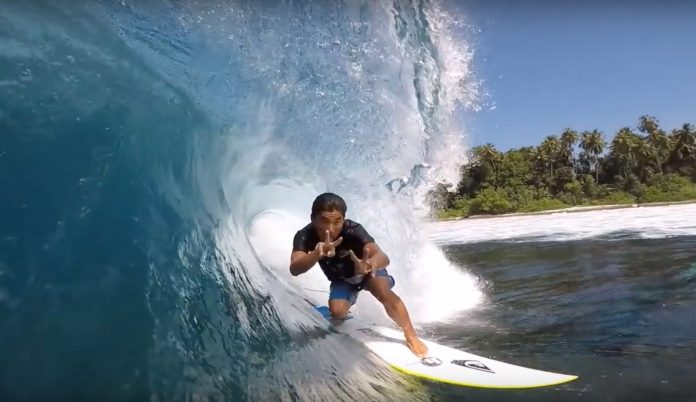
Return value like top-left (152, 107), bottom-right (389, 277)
top-left (314, 230), bottom-right (343, 258)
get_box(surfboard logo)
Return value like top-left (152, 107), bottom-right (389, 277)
top-left (420, 357), bottom-right (443, 367)
top-left (451, 359), bottom-right (495, 374)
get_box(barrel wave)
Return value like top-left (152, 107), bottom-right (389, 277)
top-left (0, 1), bottom-right (482, 400)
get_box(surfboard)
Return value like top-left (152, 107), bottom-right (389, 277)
top-left (314, 305), bottom-right (578, 389)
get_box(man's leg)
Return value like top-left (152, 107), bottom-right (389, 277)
top-left (328, 281), bottom-right (358, 320)
top-left (329, 299), bottom-right (350, 320)
top-left (363, 272), bottom-right (428, 357)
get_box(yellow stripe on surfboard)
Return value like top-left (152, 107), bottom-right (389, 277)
top-left (389, 363), bottom-right (579, 389)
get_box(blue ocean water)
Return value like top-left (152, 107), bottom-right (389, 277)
top-left (432, 235), bottom-right (696, 402)
top-left (1, 1), bottom-right (477, 400)
top-left (6, 2), bottom-right (693, 402)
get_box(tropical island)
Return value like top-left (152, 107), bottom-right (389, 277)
top-left (427, 116), bottom-right (696, 219)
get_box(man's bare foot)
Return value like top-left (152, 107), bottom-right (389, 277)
top-left (405, 333), bottom-right (428, 357)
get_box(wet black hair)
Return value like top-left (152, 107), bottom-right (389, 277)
top-left (311, 192), bottom-right (347, 218)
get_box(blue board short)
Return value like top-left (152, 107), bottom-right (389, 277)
top-left (329, 269), bottom-right (395, 306)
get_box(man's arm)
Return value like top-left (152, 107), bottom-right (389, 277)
top-left (362, 242), bottom-right (390, 270)
top-left (289, 249), bottom-right (321, 276)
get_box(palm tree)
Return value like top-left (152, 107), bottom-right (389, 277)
top-left (473, 143), bottom-right (502, 189)
top-left (633, 137), bottom-right (655, 181)
top-left (560, 128), bottom-right (579, 178)
top-left (478, 143), bottom-right (501, 163)
top-left (638, 115), bottom-right (671, 174)
top-left (612, 127), bottom-right (639, 179)
top-left (579, 130), bottom-right (606, 182)
top-left (538, 135), bottom-right (561, 184)
top-left (671, 123), bottom-right (696, 162)
top-left (638, 115), bottom-right (659, 135)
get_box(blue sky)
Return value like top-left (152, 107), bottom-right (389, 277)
top-left (458, 0), bottom-right (696, 151)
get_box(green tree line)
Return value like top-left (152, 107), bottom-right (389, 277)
top-left (428, 116), bottom-right (696, 218)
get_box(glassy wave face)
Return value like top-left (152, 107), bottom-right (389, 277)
top-left (0, 1), bottom-right (481, 400)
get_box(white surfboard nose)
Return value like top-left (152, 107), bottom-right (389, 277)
top-left (314, 304), bottom-right (579, 389)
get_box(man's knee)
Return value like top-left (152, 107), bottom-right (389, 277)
top-left (329, 300), bottom-right (350, 318)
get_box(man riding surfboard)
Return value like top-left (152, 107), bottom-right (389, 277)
top-left (289, 192), bottom-right (428, 357)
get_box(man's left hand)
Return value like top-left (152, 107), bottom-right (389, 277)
top-left (348, 250), bottom-right (373, 275)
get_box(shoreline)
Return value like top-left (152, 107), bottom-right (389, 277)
top-left (434, 199), bottom-right (696, 222)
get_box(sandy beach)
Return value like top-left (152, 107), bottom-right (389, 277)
top-left (435, 199), bottom-right (696, 222)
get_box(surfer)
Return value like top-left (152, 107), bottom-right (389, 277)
top-left (289, 192), bottom-right (428, 357)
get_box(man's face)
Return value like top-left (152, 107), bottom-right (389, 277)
top-left (312, 209), bottom-right (344, 241)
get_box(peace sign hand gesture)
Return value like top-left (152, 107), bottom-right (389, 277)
top-left (314, 230), bottom-right (343, 258)
top-left (348, 250), bottom-right (373, 275)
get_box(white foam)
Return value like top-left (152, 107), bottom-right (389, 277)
top-left (353, 242), bottom-right (482, 325)
top-left (427, 204), bottom-right (696, 245)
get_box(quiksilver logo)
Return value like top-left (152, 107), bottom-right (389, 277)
top-left (420, 357), bottom-right (442, 367)
top-left (451, 359), bottom-right (494, 373)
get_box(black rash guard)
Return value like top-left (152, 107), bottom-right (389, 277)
top-left (292, 219), bottom-right (375, 282)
